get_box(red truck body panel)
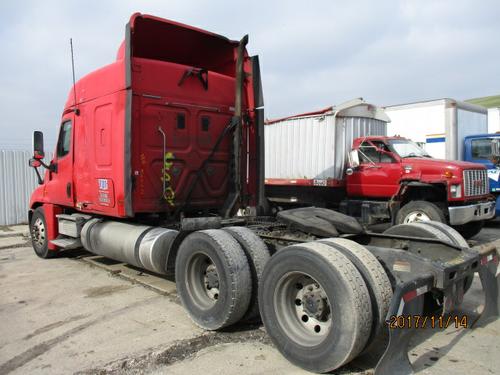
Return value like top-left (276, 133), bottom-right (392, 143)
top-left (31, 13), bottom-right (259, 218)
top-left (30, 59), bottom-right (128, 216)
top-left (130, 57), bottom-right (237, 213)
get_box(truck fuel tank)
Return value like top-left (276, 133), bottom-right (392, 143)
top-left (81, 219), bottom-right (178, 275)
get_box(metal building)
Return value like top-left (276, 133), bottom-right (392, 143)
top-left (0, 150), bottom-right (52, 225)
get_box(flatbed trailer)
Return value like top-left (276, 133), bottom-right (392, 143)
top-left (27, 13), bottom-right (499, 375)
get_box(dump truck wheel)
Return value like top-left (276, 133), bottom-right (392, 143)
top-left (395, 201), bottom-right (446, 224)
top-left (259, 242), bottom-right (372, 373)
top-left (222, 226), bottom-right (271, 322)
top-left (175, 229), bottom-right (251, 330)
top-left (30, 207), bottom-right (57, 259)
top-left (318, 238), bottom-right (392, 350)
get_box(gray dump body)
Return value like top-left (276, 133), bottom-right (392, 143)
top-left (265, 99), bottom-right (389, 183)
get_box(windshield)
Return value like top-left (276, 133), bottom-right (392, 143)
top-left (388, 139), bottom-right (431, 158)
top-left (471, 138), bottom-right (499, 159)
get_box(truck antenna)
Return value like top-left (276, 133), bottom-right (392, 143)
top-left (70, 38), bottom-right (80, 116)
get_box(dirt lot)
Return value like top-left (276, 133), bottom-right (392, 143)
top-left (0, 223), bottom-right (499, 375)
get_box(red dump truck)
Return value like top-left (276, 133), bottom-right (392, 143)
top-left (28, 13), bottom-right (499, 375)
top-left (265, 101), bottom-right (496, 238)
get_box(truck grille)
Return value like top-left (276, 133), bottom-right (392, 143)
top-left (463, 169), bottom-right (489, 197)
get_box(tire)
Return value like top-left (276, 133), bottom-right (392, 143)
top-left (395, 200), bottom-right (446, 225)
top-left (222, 226), bottom-right (271, 321)
top-left (259, 242), bottom-right (372, 373)
top-left (175, 229), bottom-right (251, 330)
top-left (452, 221), bottom-right (484, 240)
top-left (317, 238), bottom-right (392, 350)
top-left (30, 207), bottom-right (57, 259)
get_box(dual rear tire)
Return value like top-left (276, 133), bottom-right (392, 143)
top-left (176, 230), bottom-right (393, 372)
top-left (175, 227), bottom-right (270, 330)
top-left (259, 240), bottom-right (391, 373)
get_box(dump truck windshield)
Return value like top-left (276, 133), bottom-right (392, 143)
top-left (388, 139), bottom-right (431, 158)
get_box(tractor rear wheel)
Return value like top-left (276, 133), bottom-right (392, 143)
top-left (259, 242), bottom-right (372, 373)
top-left (222, 226), bottom-right (271, 321)
top-left (175, 229), bottom-right (251, 330)
top-left (318, 238), bottom-right (392, 351)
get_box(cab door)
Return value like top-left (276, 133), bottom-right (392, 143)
top-left (347, 141), bottom-right (402, 198)
top-left (45, 115), bottom-right (75, 207)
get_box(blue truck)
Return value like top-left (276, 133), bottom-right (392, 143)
top-left (464, 133), bottom-right (500, 216)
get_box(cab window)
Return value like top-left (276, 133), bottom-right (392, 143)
top-left (57, 120), bottom-right (72, 158)
top-left (359, 141), bottom-right (395, 163)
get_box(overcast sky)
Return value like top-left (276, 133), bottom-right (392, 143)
top-left (0, 0), bottom-right (498, 150)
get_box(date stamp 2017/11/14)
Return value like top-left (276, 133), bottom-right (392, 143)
top-left (388, 315), bottom-right (469, 329)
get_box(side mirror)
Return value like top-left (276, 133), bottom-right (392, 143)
top-left (28, 157), bottom-right (44, 185)
top-left (33, 131), bottom-right (45, 160)
top-left (348, 150), bottom-right (360, 168)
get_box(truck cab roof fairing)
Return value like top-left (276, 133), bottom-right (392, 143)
top-left (127, 13), bottom-right (238, 77)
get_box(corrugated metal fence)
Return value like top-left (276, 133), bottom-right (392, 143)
top-left (0, 150), bottom-right (53, 225)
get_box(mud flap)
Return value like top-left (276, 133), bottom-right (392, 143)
top-left (374, 275), bottom-right (434, 375)
top-left (474, 252), bottom-right (500, 327)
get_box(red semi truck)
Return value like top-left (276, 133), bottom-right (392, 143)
top-left (265, 103), bottom-right (496, 238)
top-left (28, 14), bottom-right (499, 375)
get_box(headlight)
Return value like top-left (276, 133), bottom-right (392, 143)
top-left (450, 184), bottom-right (462, 198)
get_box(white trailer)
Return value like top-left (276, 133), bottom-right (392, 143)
top-left (385, 98), bottom-right (488, 160)
top-left (488, 107), bottom-right (500, 133)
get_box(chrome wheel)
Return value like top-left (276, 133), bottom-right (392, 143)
top-left (403, 211), bottom-right (431, 223)
top-left (186, 253), bottom-right (220, 309)
top-left (31, 217), bottom-right (46, 248)
top-left (274, 272), bottom-right (332, 346)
